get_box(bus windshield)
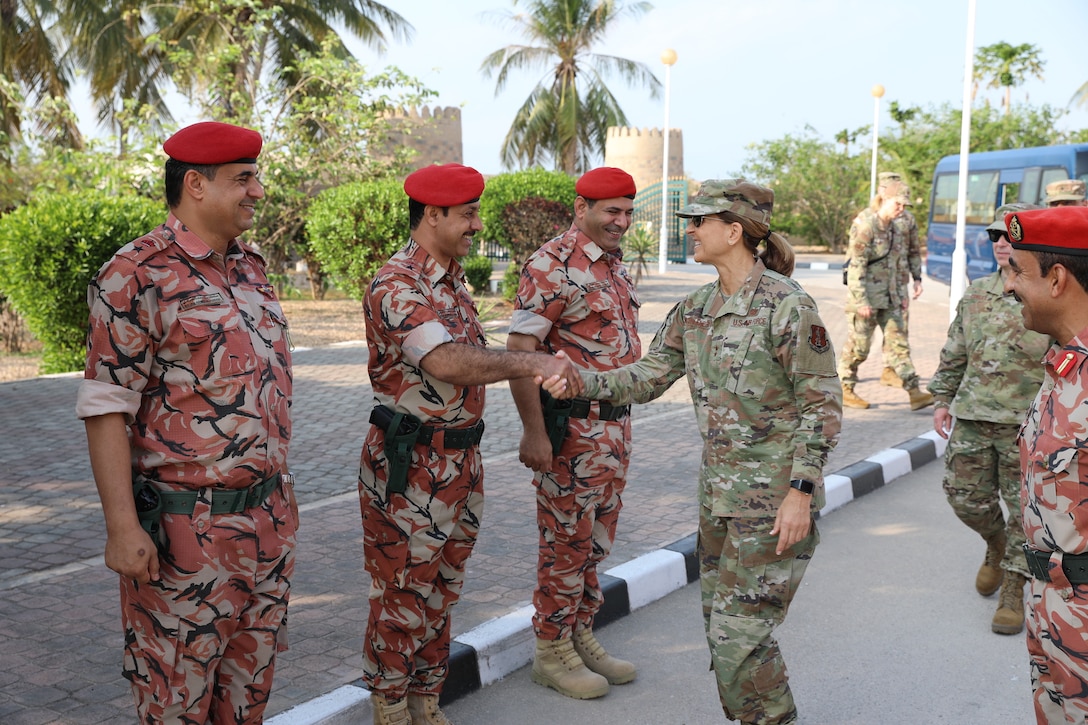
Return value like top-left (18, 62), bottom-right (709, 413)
top-left (931, 171), bottom-right (999, 225)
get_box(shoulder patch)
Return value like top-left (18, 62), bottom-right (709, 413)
top-left (808, 324), bottom-right (830, 353)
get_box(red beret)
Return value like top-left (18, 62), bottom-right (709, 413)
top-left (404, 163), bottom-right (485, 207)
top-left (1007, 207), bottom-right (1088, 257)
top-left (575, 167), bottom-right (636, 200)
top-left (163, 121), bottom-right (262, 165)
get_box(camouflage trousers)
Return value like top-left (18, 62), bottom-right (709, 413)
top-left (698, 509), bottom-right (818, 724)
top-left (358, 431), bottom-right (483, 699)
top-left (1027, 579), bottom-right (1088, 724)
top-left (838, 307), bottom-right (918, 388)
top-left (533, 418), bottom-right (629, 640)
top-left (941, 418), bottom-right (1028, 576)
top-left (121, 486), bottom-right (296, 724)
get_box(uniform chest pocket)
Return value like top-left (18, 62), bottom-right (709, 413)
top-left (178, 305), bottom-right (256, 378)
top-left (1030, 432), bottom-right (1088, 517)
top-left (721, 328), bottom-right (770, 400)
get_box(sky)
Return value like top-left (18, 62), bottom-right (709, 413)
top-left (74, 0), bottom-right (1088, 182)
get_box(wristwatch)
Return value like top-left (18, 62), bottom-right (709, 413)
top-left (789, 479), bottom-right (815, 495)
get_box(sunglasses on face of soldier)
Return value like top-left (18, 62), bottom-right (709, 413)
top-left (692, 215), bottom-right (727, 228)
top-left (986, 229), bottom-right (1007, 244)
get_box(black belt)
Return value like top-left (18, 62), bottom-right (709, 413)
top-left (568, 398), bottom-right (630, 422)
top-left (1023, 545), bottom-right (1088, 584)
top-left (157, 474), bottom-right (287, 515)
top-left (368, 406), bottom-right (485, 450)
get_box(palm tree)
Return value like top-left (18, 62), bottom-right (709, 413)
top-left (1071, 81), bottom-right (1088, 110)
top-left (160, 0), bottom-right (413, 123)
top-left (973, 41), bottom-right (1045, 115)
top-left (481, 0), bottom-right (660, 174)
top-left (0, 0), bottom-right (82, 150)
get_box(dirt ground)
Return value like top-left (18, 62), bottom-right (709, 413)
top-left (0, 296), bottom-right (513, 383)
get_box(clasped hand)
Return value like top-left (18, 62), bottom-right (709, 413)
top-left (533, 349), bottom-right (584, 398)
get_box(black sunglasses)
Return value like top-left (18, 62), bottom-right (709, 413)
top-left (691, 215), bottom-right (727, 228)
top-left (986, 229), bottom-right (1006, 243)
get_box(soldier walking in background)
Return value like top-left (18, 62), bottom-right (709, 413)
top-left (506, 167), bottom-right (641, 700)
top-left (838, 180), bottom-right (933, 411)
top-left (1005, 206), bottom-right (1088, 723)
top-left (875, 171), bottom-right (923, 389)
top-left (1044, 178), bottom-right (1088, 208)
top-left (358, 164), bottom-right (581, 725)
top-left (78, 121), bottom-right (299, 723)
top-left (928, 203), bottom-right (1048, 636)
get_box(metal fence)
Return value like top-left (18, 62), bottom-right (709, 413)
top-left (633, 177), bottom-right (689, 263)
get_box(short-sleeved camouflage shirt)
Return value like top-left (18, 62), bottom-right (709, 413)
top-left (583, 260), bottom-right (842, 516)
top-left (509, 223), bottom-right (641, 369)
top-left (364, 238), bottom-right (487, 425)
top-left (76, 214), bottom-right (292, 488)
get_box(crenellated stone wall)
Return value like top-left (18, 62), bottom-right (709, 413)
top-left (604, 126), bottom-right (684, 193)
top-left (378, 105), bottom-right (464, 171)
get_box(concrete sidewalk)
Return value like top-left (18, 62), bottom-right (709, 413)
top-left (0, 259), bottom-right (953, 724)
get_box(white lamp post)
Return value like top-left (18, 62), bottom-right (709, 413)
top-left (657, 48), bottom-right (677, 275)
top-left (869, 83), bottom-right (885, 199)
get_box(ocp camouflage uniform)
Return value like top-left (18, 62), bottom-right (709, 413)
top-left (360, 239), bottom-right (487, 700)
top-left (838, 207), bottom-right (920, 387)
top-left (583, 259), bottom-right (842, 724)
top-left (889, 210), bottom-right (921, 342)
top-left (509, 224), bottom-right (641, 641)
top-left (77, 215), bottom-right (296, 723)
top-left (1019, 329), bottom-right (1088, 723)
top-left (929, 271), bottom-right (1048, 577)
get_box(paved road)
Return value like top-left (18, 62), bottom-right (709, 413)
top-left (443, 461), bottom-right (1035, 725)
top-left (0, 261), bottom-right (961, 723)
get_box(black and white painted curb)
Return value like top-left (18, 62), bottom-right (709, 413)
top-left (268, 430), bottom-right (947, 725)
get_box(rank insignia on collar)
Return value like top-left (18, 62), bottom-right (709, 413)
top-left (1056, 350), bottom-right (1077, 378)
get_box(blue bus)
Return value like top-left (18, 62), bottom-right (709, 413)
top-left (925, 143), bottom-right (1088, 284)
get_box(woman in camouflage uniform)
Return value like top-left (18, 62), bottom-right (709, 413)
top-left (551, 180), bottom-right (842, 724)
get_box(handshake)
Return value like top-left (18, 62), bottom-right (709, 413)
top-left (534, 350), bottom-right (585, 399)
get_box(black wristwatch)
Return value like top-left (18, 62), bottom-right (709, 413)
top-left (789, 479), bottom-right (815, 495)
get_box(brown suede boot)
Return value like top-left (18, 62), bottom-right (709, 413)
top-left (976, 531), bottom-right (1006, 596)
top-left (880, 367), bottom-right (902, 387)
top-left (572, 627), bottom-right (637, 685)
top-left (407, 692), bottom-right (454, 725)
top-left (371, 693), bottom-right (412, 725)
top-left (842, 384), bottom-right (870, 409)
top-left (907, 386), bottom-right (934, 410)
top-left (992, 572), bottom-right (1027, 635)
top-left (532, 637), bottom-right (610, 699)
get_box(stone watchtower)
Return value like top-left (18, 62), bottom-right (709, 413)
top-left (603, 126), bottom-right (684, 193)
top-left (379, 105), bottom-right (464, 171)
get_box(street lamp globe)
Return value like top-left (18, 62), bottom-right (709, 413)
top-left (661, 48), bottom-right (677, 66)
top-left (871, 84), bottom-right (885, 99)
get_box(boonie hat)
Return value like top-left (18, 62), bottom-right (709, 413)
top-left (404, 163), bottom-right (485, 207)
top-left (575, 167), bottom-right (636, 200)
top-left (1044, 179), bottom-right (1086, 205)
top-left (163, 121), bottom-right (262, 165)
top-left (1006, 206), bottom-right (1088, 256)
top-left (676, 179), bottom-right (774, 225)
top-left (985, 202), bottom-right (1041, 234)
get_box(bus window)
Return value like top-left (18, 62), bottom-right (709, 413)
top-left (931, 171), bottom-right (999, 224)
top-left (1003, 182), bottom-right (1020, 205)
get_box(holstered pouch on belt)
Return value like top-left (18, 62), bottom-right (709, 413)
top-left (371, 405), bottom-right (422, 494)
top-left (540, 390), bottom-right (572, 456)
top-left (132, 476), bottom-right (164, 552)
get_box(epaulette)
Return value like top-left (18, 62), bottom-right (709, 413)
top-left (114, 225), bottom-right (172, 264)
top-left (1053, 347), bottom-right (1087, 379)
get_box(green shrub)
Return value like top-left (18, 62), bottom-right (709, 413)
top-left (501, 196), bottom-right (573, 266)
top-left (479, 168), bottom-right (576, 250)
top-left (0, 191), bottom-right (163, 373)
top-left (306, 178), bottom-right (408, 301)
top-left (462, 254), bottom-right (493, 293)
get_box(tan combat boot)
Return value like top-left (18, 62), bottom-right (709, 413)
top-left (572, 627), bottom-right (637, 685)
top-left (992, 572), bottom-right (1027, 635)
top-left (907, 386), bottom-right (934, 410)
top-left (880, 367), bottom-right (902, 387)
top-left (976, 531), bottom-right (1006, 596)
top-left (842, 384), bottom-right (870, 409)
top-left (371, 693), bottom-right (412, 725)
top-left (532, 636), bottom-right (610, 699)
top-left (407, 692), bottom-right (454, 725)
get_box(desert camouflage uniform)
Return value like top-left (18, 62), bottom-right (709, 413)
top-left (509, 224), bottom-right (641, 640)
top-left (1019, 329), bottom-right (1088, 724)
top-left (838, 207), bottom-right (920, 387)
top-left (77, 214), bottom-right (295, 723)
top-left (583, 260), bottom-right (842, 723)
top-left (360, 238), bottom-right (487, 700)
top-left (929, 271), bottom-right (1048, 576)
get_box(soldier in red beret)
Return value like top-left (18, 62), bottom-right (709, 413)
top-left (78, 120), bottom-right (298, 723)
top-left (359, 163), bottom-right (583, 725)
top-left (1005, 206), bottom-right (1088, 723)
top-left (505, 166), bottom-right (641, 700)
